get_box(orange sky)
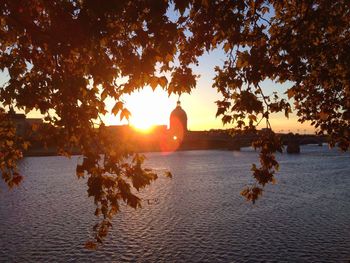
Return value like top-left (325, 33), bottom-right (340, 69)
top-left (0, 48), bottom-right (314, 133)
top-left (102, 48), bottom-right (314, 133)
top-left (101, 86), bottom-right (314, 133)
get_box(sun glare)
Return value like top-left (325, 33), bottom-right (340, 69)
top-left (125, 87), bottom-right (174, 131)
top-left (131, 120), bottom-right (153, 133)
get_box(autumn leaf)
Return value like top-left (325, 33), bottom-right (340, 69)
top-left (76, 165), bottom-right (84, 178)
top-left (158, 76), bottom-right (168, 88)
top-left (120, 108), bottom-right (131, 121)
top-left (101, 90), bottom-right (108, 101)
top-left (319, 111), bottom-right (329, 121)
top-left (112, 102), bottom-right (123, 116)
top-left (248, 115), bottom-right (257, 122)
top-left (165, 54), bottom-right (173, 63)
top-left (11, 172), bottom-right (23, 187)
top-left (6, 140), bottom-right (13, 147)
top-left (224, 42), bottom-right (231, 53)
top-left (149, 77), bottom-right (158, 90)
top-left (22, 141), bottom-right (30, 150)
top-left (286, 89), bottom-right (295, 99)
top-left (84, 241), bottom-right (97, 250)
top-left (165, 171), bottom-right (173, 178)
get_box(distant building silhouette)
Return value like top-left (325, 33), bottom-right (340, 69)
top-left (169, 100), bottom-right (187, 139)
top-left (8, 107), bottom-right (42, 136)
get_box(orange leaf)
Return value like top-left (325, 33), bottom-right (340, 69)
top-left (158, 76), bottom-right (168, 88)
top-left (120, 108), bottom-right (131, 121)
top-left (84, 241), bottom-right (97, 250)
top-left (149, 77), bottom-right (158, 90)
top-left (319, 111), bottom-right (329, 121)
top-left (224, 42), bottom-right (231, 53)
top-left (286, 88), bottom-right (295, 99)
top-left (112, 101), bottom-right (123, 115)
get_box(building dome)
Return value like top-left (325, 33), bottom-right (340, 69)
top-left (170, 100), bottom-right (187, 136)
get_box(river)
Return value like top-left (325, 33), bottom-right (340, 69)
top-left (0, 145), bottom-right (349, 262)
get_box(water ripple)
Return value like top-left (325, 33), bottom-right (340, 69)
top-left (0, 146), bottom-right (349, 262)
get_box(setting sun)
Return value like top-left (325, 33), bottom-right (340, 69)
top-left (102, 86), bottom-right (178, 130)
top-left (125, 87), bottom-right (175, 131)
top-left (131, 119), bottom-right (153, 132)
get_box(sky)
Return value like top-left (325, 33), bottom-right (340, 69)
top-left (0, 5), bottom-right (314, 134)
top-left (99, 46), bottom-right (313, 133)
top-left (0, 47), bottom-right (314, 133)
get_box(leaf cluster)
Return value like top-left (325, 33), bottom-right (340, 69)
top-left (1, 0), bottom-right (349, 246)
top-left (0, 109), bottom-right (27, 188)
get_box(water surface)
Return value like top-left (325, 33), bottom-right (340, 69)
top-left (0, 145), bottom-right (349, 262)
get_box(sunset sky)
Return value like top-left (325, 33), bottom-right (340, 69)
top-left (101, 46), bottom-right (313, 133)
top-left (0, 5), bottom-right (315, 134)
top-left (0, 46), bottom-right (314, 133)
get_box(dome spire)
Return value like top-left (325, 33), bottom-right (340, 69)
top-left (170, 96), bottom-right (188, 134)
top-left (177, 94), bottom-right (181, 106)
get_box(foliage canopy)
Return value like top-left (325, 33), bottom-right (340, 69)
top-left (1, 0), bottom-right (349, 246)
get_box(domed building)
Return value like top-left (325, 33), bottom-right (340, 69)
top-left (170, 100), bottom-right (187, 139)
